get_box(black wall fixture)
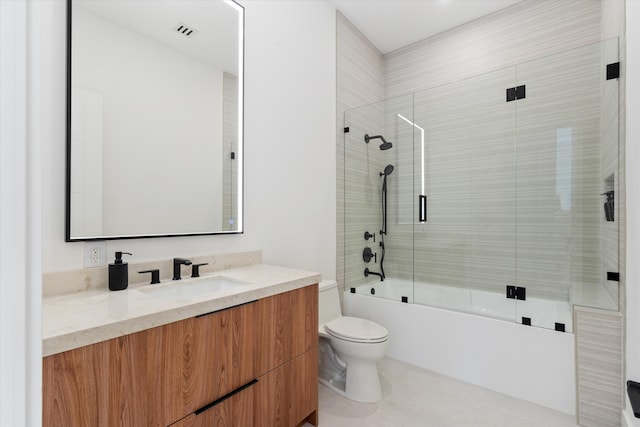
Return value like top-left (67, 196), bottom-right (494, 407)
top-left (627, 381), bottom-right (640, 418)
top-left (362, 247), bottom-right (376, 263)
top-left (506, 285), bottom-right (526, 300)
top-left (506, 85), bottom-right (526, 102)
top-left (607, 62), bottom-right (620, 80)
top-left (365, 134), bottom-right (393, 150)
top-left (418, 195), bottom-right (427, 222)
top-left (602, 190), bottom-right (615, 222)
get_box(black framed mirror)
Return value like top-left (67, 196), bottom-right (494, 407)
top-left (66, 0), bottom-right (244, 241)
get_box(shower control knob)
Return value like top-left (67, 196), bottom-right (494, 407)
top-left (363, 247), bottom-right (376, 263)
top-left (364, 231), bottom-right (375, 242)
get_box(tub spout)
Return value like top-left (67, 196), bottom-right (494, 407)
top-left (364, 268), bottom-right (384, 281)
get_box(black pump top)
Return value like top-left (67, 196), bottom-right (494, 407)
top-left (114, 251), bottom-right (132, 264)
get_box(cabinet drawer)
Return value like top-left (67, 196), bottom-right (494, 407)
top-left (254, 349), bottom-right (318, 427)
top-left (44, 301), bottom-right (257, 427)
top-left (189, 301), bottom-right (256, 410)
top-left (254, 284), bottom-right (318, 376)
top-left (169, 381), bottom-right (256, 427)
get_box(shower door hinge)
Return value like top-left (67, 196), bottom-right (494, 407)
top-left (506, 85), bottom-right (526, 102)
top-left (344, 127), bottom-right (350, 133)
top-left (607, 272), bottom-right (620, 282)
top-left (607, 62), bottom-right (620, 80)
top-left (506, 285), bottom-right (526, 300)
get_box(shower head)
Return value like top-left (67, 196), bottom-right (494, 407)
top-left (364, 134), bottom-right (393, 151)
top-left (380, 164), bottom-right (394, 176)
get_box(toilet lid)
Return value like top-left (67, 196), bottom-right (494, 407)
top-left (324, 316), bottom-right (388, 343)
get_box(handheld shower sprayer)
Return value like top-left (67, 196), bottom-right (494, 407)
top-left (380, 164), bottom-right (394, 192)
top-left (380, 164), bottom-right (394, 176)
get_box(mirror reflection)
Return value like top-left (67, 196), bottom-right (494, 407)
top-left (67, 0), bottom-right (243, 241)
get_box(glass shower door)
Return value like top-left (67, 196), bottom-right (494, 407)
top-left (343, 95), bottom-right (414, 301)
top-left (513, 39), bottom-right (620, 331)
top-left (412, 68), bottom-right (518, 321)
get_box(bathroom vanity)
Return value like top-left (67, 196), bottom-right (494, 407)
top-left (42, 264), bottom-right (320, 427)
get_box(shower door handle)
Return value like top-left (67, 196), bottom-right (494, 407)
top-left (419, 195), bottom-right (427, 222)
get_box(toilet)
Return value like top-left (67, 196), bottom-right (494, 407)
top-left (318, 279), bottom-right (389, 403)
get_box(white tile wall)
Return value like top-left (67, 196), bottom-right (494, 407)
top-left (336, 11), bottom-right (384, 296)
top-left (222, 72), bottom-right (239, 231)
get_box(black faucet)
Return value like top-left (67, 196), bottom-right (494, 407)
top-left (191, 263), bottom-right (208, 278)
top-left (364, 268), bottom-right (384, 282)
top-left (172, 258), bottom-right (192, 280)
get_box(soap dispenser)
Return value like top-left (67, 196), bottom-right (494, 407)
top-left (109, 251), bottom-right (132, 291)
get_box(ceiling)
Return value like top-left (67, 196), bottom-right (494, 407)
top-left (331, 0), bottom-right (523, 54)
top-left (74, 0), bottom-right (241, 74)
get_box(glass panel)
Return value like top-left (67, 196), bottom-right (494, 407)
top-left (412, 68), bottom-right (517, 321)
top-left (514, 38), bottom-right (620, 331)
top-left (344, 95), bottom-right (414, 301)
top-left (342, 39), bottom-right (619, 329)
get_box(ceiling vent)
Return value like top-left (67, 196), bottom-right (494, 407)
top-left (173, 22), bottom-right (198, 38)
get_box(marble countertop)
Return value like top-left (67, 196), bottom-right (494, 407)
top-left (43, 264), bottom-right (321, 357)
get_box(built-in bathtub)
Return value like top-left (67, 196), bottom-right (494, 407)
top-left (344, 278), bottom-right (576, 415)
top-left (353, 278), bottom-right (573, 332)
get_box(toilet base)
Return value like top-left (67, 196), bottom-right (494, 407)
top-left (319, 360), bottom-right (383, 403)
top-left (345, 359), bottom-right (383, 402)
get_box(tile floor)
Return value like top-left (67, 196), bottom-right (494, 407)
top-left (311, 358), bottom-right (579, 427)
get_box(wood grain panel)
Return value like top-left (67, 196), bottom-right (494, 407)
top-left (169, 413), bottom-right (197, 427)
top-left (254, 294), bottom-right (275, 376)
top-left (254, 292), bottom-right (292, 376)
top-left (254, 286), bottom-right (318, 426)
top-left (192, 303), bottom-right (256, 410)
top-left (254, 350), bottom-right (319, 427)
top-left (109, 331), bottom-right (148, 426)
top-left (254, 362), bottom-right (289, 427)
top-left (44, 290), bottom-right (316, 427)
top-left (232, 303), bottom-right (256, 389)
top-left (43, 340), bottom-right (110, 426)
top-left (145, 317), bottom-right (191, 426)
top-left (291, 283), bottom-right (318, 356)
top-left (170, 382), bottom-right (255, 427)
top-left (290, 350), bottom-right (318, 426)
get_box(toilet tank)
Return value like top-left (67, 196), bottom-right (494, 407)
top-left (318, 280), bottom-right (342, 327)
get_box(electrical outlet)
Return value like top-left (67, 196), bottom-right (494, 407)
top-left (84, 241), bottom-right (107, 268)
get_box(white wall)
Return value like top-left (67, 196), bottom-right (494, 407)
top-left (0, 0), bottom-right (336, 423)
top-left (42, 0), bottom-right (336, 281)
top-left (1, 1), bottom-right (43, 425)
top-left (626, 0), bottom-right (640, 423)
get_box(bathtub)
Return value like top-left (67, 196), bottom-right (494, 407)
top-left (344, 278), bottom-right (576, 415)
top-left (353, 278), bottom-right (573, 332)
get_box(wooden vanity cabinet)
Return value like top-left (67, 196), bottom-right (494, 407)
top-left (189, 302), bottom-right (256, 412)
top-left (254, 283), bottom-right (319, 426)
top-left (168, 381), bottom-right (256, 427)
top-left (254, 348), bottom-right (318, 427)
top-left (43, 284), bottom-right (318, 427)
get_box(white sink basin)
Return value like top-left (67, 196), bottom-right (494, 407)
top-left (140, 276), bottom-right (246, 300)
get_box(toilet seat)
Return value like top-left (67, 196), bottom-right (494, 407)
top-left (324, 316), bottom-right (388, 343)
